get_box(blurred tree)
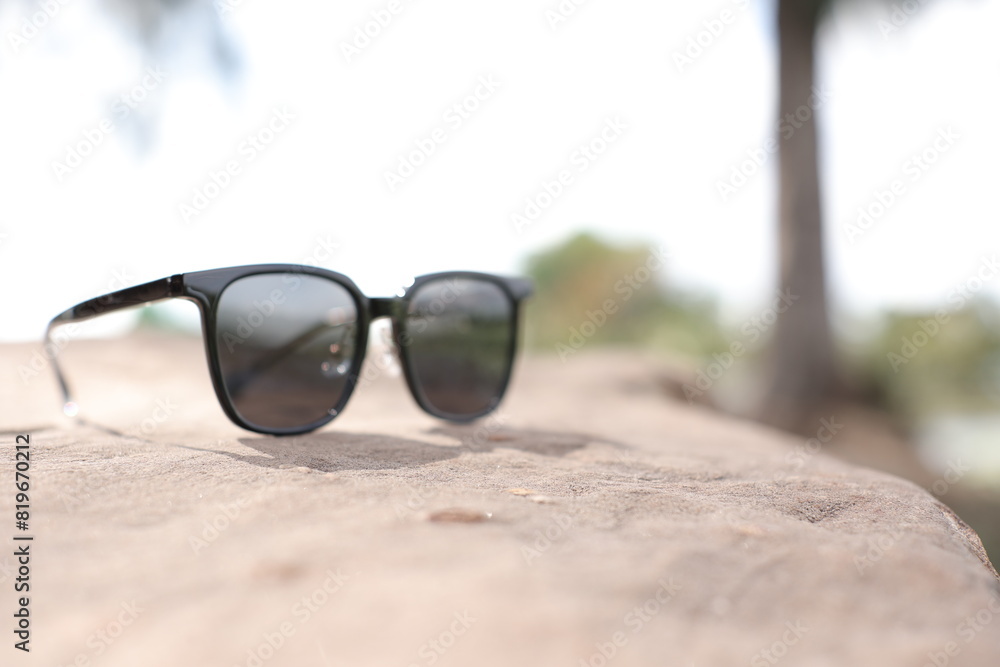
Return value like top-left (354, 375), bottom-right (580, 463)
top-left (757, 0), bottom-right (840, 433)
top-left (6, 0), bottom-right (237, 73)
top-left (523, 233), bottom-right (725, 360)
top-left (99, 0), bottom-right (238, 72)
top-left (852, 299), bottom-right (1000, 420)
top-left (4, 0), bottom-right (237, 150)
top-left (756, 0), bottom-right (951, 432)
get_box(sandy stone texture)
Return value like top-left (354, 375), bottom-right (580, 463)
top-left (1, 334), bottom-right (999, 667)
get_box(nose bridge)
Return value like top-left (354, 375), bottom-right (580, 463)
top-left (369, 297), bottom-right (397, 320)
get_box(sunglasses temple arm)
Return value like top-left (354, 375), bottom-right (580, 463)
top-left (43, 276), bottom-right (183, 416)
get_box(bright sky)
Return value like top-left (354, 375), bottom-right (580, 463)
top-left (1, 0), bottom-right (997, 342)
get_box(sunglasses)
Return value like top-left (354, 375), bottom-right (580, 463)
top-left (45, 264), bottom-right (534, 435)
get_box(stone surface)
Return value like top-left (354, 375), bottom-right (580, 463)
top-left (2, 334), bottom-right (999, 667)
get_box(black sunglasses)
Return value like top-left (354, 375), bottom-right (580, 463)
top-left (45, 264), bottom-right (533, 435)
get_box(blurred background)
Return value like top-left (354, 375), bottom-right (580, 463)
top-left (1, 0), bottom-right (998, 553)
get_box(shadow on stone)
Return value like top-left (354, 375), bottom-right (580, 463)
top-left (182, 425), bottom-right (613, 472)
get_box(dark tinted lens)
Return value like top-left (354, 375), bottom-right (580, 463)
top-left (404, 278), bottom-right (514, 417)
top-left (215, 273), bottom-right (359, 430)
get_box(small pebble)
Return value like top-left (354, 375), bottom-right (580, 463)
top-left (507, 488), bottom-right (535, 496)
top-left (250, 562), bottom-right (304, 582)
top-left (427, 508), bottom-right (491, 523)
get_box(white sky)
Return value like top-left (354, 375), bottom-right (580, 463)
top-left (1, 0), bottom-right (998, 342)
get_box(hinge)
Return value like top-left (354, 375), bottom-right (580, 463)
top-left (169, 274), bottom-right (184, 296)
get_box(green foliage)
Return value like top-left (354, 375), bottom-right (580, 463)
top-left (850, 299), bottom-right (1000, 419)
top-left (523, 233), bottom-right (1000, 424)
top-left (522, 233), bottom-right (726, 358)
top-left (135, 303), bottom-right (191, 333)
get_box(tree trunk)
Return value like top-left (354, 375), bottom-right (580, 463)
top-left (758, 0), bottom-right (841, 434)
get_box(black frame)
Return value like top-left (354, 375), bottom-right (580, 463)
top-left (45, 264), bottom-right (533, 435)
